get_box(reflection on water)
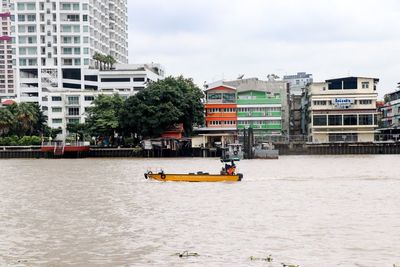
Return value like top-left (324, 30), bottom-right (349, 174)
top-left (0, 155), bottom-right (400, 267)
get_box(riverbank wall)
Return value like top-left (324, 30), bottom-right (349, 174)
top-left (1, 142), bottom-right (400, 159)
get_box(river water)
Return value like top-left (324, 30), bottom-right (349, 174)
top-left (0, 155), bottom-right (400, 267)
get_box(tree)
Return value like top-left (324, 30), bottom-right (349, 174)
top-left (105, 55), bottom-right (117, 70)
top-left (120, 76), bottom-right (204, 138)
top-left (0, 108), bottom-right (14, 136)
top-left (30, 103), bottom-right (47, 136)
top-left (85, 94), bottom-right (125, 137)
top-left (93, 52), bottom-right (102, 70)
top-left (15, 102), bottom-right (38, 136)
top-left (66, 123), bottom-right (87, 142)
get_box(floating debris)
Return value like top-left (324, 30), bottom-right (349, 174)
top-left (249, 254), bottom-right (273, 262)
top-left (173, 251), bottom-right (200, 258)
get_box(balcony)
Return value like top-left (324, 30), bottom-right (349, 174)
top-left (237, 98), bottom-right (281, 105)
top-left (237, 111), bottom-right (282, 117)
top-left (237, 124), bottom-right (282, 130)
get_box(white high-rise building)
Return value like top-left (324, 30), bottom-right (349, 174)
top-left (0, 0), bottom-right (15, 100)
top-left (10, 0), bottom-right (129, 103)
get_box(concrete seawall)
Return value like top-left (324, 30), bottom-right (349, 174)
top-left (276, 142), bottom-right (400, 155)
top-left (1, 143), bottom-right (400, 159)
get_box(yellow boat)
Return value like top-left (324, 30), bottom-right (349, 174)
top-left (145, 159), bottom-right (243, 182)
top-left (144, 171), bottom-right (243, 182)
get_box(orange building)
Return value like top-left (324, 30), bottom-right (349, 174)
top-left (197, 84), bottom-right (238, 147)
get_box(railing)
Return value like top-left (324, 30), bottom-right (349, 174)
top-left (42, 141), bottom-right (89, 147)
top-left (237, 134), bottom-right (400, 144)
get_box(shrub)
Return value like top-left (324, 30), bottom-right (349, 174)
top-left (0, 136), bottom-right (42, 146)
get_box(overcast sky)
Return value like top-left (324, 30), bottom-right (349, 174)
top-left (127, 0), bottom-right (400, 98)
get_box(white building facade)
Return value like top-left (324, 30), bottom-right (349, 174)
top-left (307, 77), bottom-right (379, 143)
top-left (283, 72), bottom-right (313, 96)
top-left (44, 63), bottom-right (165, 139)
top-left (10, 0), bottom-right (128, 103)
top-left (0, 0), bottom-right (15, 100)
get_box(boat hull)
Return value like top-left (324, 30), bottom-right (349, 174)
top-left (145, 173), bottom-right (243, 182)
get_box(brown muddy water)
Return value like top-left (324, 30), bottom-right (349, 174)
top-left (0, 155), bottom-right (400, 267)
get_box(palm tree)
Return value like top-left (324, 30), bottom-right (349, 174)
top-left (93, 52), bottom-right (102, 70)
top-left (0, 108), bottom-right (15, 136)
top-left (15, 103), bottom-right (38, 136)
top-left (106, 55), bottom-right (117, 70)
top-left (99, 54), bottom-right (108, 71)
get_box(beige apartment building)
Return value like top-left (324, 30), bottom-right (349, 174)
top-left (306, 77), bottom-right (379, 143)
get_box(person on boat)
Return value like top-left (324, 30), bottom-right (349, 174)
top-left (226, 161), bottom-right (235, 175)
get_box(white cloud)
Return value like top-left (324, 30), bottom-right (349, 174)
top-left (128, 0), bottom-right (400, 97)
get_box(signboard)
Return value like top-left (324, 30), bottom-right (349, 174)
top-left (334, 98), bottom-right (354, 108)
top-left (143, 140), bottom-right (152, 150)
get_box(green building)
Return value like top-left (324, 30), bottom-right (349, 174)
top-left (224, 78), bottom-right (289, 136)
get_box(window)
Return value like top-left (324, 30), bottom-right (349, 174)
top-left (52, 118), bottom-right (62, 124)
top-left (84, 96), bottom-right (94, 101)
top-left (27, 14), bottom-right (36, 22)
top-left (68, 107), bottom-right (80, 116)
top-left (52, 107), bottom-right (62, 112)
top-left (313, 100), bottom-right (327, 106)
top-left (207, 93), bottom-right (222, 100)
top-left (133, 77), bottom-right (145, 82)
top-left (63, 48), bottom-right (72, 55)
top-left (328, 115), bottom-right (342, 126)
top-left (101, 78), bottom-right (130, 82)
top-left (84, 75), bottom-right (98, 82)
top-left (68, 118), bottom-right (80, 124)
top-left (329, 133), bottom-right (358, 142)
top-left (52, 96), bottom-right (62, 101)
top-left (313, 115), bottom-right (327, 126)
top-left (62, 25), bottom-right (71, 32)
top-left (361, 82), bottom-right (369, 89)
top-left (343, 115), bottom-right (358, 125)
top-left (67, 96), bottom-right (79, 105)
top-left (26, 3), bottom-right (36, 10)
top-left (359, 100), bottom-right (372, 105)
top-left (17, 3), bottom-right (25, 10)
top-left (223, 93), bottom-right (235, 103)
top-left (359, 114), bottom-right (373, 125)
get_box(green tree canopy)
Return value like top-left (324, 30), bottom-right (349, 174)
top-left (0, 102), bottom-right (46, 137)
top-left (120, 76), bottom-right (204, 138)
top-left (85, 94), bottom-right (124, 137)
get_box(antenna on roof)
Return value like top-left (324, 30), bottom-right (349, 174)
top-left (237, 74), bottom-right (244, 80)
top-left (267, 74), bottom-right (280, 81)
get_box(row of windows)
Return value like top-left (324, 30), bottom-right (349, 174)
top-left (207, 93), bottom-right (236, 103)
top-left (207, 107), bottom-right (282, 113)
top-left (238, 120), bottom-right (281, 125)
top-left (209, 121), bottom-right (236, 126)
top-left (313, 114), bottom-right (375, 126)
top-left (51, 96), bottom-right (94, 102)
top-left (18, 58), bottom-right (90, 66)
top-left (238, 93), bottom-right (280, 100)
top-left (15, 35), bottom-right (92, 45)
top-left (237, 107), bottom-right (281, 112)
top-left (52, 118), bottom-right (81, 124)
top-left (208, 108), bottom-right (236, 113)
top-left (313, 100), bottom-right (373, 106)
top-left (16, 2), bottom-right (88, 10)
